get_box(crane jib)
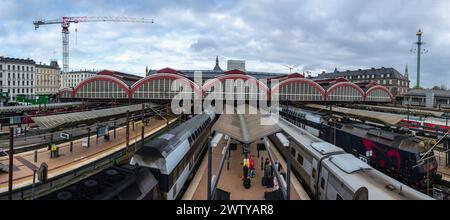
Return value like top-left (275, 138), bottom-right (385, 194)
top-left (32, 16), bottom-right (154, 72)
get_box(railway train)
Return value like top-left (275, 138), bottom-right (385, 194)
top-left (401, 116), bottom-right (450, 135)
top-left (279, 106), bottom-right (441, 191)
top-left (42, 110), bottom-right (216, 200)
top-left (268, 117), bottom-right (433, 200)
top-left (130, 110), bottom-right (216, 200)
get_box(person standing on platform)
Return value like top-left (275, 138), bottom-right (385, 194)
top-left (249, 156), bottom-right (255, 178)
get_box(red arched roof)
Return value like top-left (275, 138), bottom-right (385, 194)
top-left (271, 78), bottom-right (326, 97)
top-left (130, 73), bottom-right (202, 96)
top-left (224, 69), bottom-right (246, 75)
top-left (73, 75), bottom-right (130, 97)
top-left (288, 73), bottom-right (305, 79)
top-left (157, 67), bottom-right (184, 75)
top-left (335, 77), bottom-right (349, 83)
top-left (202, 74), bottom-right (270, 96)
top-left (365, 85), bottom-right (394, 100)
top-left (326, 82), bottom-right (365, 98)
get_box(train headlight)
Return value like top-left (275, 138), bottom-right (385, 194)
top-left (430, 140), bottom-right (437, 145)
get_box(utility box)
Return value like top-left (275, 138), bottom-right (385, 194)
top-left (38, 163), bottom-right (48, 183)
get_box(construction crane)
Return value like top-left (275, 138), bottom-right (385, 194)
top-left (33, 16), bottom-right (154, 72)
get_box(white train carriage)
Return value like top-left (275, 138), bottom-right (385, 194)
top-left (130, 110), bottom-right (216, 200)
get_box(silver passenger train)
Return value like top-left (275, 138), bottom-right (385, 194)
top-left (269, 117), bottom-right (433, 200)
top-left (130, 110), bottom-right (216, 200)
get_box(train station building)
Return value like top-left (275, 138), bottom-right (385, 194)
top-left (58, 67), bottom-right (394, 104)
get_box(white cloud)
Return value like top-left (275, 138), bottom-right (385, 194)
top-left (1, 0), bottom-right (450, 88)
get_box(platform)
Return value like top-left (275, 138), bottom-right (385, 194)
top-left (183, 136), bottom-right (309, 200)
top-left (0, 116), bottom-right (176, 199)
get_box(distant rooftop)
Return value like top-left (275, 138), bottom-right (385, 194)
top-left (97, 69), bottom-right (143, 86)
top-left (36, 61), bottom-right (60, 70)
top-left (63, 70), bottom-right (97, 74)
top-left (316, 67), bottom-right (407, 80)
top-left (0, 56), bottom-right (36, 64)
top-left (405, 88), bottom-right (450, 98)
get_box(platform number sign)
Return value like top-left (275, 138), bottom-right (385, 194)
top-left (60, 132), bottom-right (71, 140)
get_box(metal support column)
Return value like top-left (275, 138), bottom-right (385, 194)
top-left (87, 128), bottom-right (91, 148)
top-left (141, 103), bottom-right (145, 147)
top-left (114, 121), bottom-right (117, 139)
top-left (207, 136), bottom-right (212, 200)
top-left (8, 127), bottom-right (14, 200)
top-left (262, 137), bottom-right (288, 200)
top-left (126, 110), bottom-right (130, 156)
top-left (286, 142), bottom-right (292, 200)
top-left (32, 170), bottom-right (36, 200)
top-left (211, 137), bottom-right (231, 199)
top-left (416, 29), bottom-right (423, 88)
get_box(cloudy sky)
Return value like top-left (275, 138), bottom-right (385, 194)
top-left (1, 0), bottom-right (449, 88)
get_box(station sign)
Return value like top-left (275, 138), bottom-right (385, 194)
top-left (82, 137), bottom-right (89, 147)
top-left (97, 125), bottom-right (109, 137)
top-left (13, 127), bottom-right (24, 137)
top-left (60, 132), bottom-right (71, 140)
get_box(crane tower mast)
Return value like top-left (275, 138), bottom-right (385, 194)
top-left (33, 16), bottom-right (154, 72)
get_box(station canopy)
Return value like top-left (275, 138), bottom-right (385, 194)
top-left (32, 103), bottom-right (159, 130)
top-left (0, 102), bottom-right (83, 114)
top-left (212, 105), bottom-right (281, 144)
top-left (305, 104), bottom-right (404, 126)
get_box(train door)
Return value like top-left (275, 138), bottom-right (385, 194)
top-left (318, 167), bottom-right (329, 200)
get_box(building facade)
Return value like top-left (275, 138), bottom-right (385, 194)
top-left (227, 60), bottom-right (246, 72)
top-left (60, 70), bottom-right (96, 88)
top-left (36, 61), bottom-right (61, 95)
top-left (315, 67), bottom-right (410, 96)
top-left (401, 89), bottom-right (450, 108)
top-left (0, 56), bottom-right (36, 104)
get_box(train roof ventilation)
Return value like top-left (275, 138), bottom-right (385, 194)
top-left (367, 129), bottom-right (396, 141)
top-left (311, 142), bottom-right (344, 155)
top-left (159, 133), bottom-right (175, 140)
top-left (330, 154), bottom-right (371, 174)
